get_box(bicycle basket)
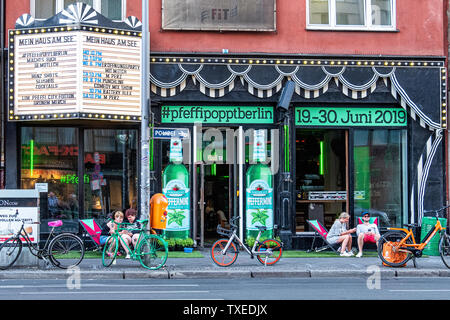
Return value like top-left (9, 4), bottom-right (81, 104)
top-left (217, 225), bottom-right (231, 237)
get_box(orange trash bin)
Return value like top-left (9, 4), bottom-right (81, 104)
top-left (150, 193), bottom-right (168, 230)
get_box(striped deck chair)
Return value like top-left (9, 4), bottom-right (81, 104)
top-left (79, 219), bottom-right (103, 250)
top-left (306, 219), bottom-right (339, 253)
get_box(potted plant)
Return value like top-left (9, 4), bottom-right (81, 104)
top-left (182, 238), bottom-right (194, 253)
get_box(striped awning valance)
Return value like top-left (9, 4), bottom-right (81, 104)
top-left (150, 57), bottom-right (447, 130)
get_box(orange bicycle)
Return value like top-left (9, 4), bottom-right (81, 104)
top-left (378, 204), bottom-right (450, 268)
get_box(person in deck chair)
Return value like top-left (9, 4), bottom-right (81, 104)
top-left (356, 212), bottom-right (380, 258)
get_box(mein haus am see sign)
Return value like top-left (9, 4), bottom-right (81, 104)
top-left (8, 4), bottom-right (143, 122)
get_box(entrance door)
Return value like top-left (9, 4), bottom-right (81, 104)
top-left (193, 126), bottom-right (244, 247)
top-left (295, 129), bottom-right (349, 231)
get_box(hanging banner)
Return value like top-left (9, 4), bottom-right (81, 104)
top-left (161, 105), bottom-right (274, 124)
top-left (295, 107), bottom-right (407, 127)
top-left (246, 179), bottom-right (273, 233)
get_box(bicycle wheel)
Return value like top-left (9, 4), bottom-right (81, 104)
top-left (0, 237), bottom-right (22, 270)
top-left (256, 239), bottom-right (283, 266)
top-left (439, 232), bottom-right (450, 268)
top-left (377, 230), bottom-right (412, 267)
top-left (137, 234), bottom-right (168, 270)
top-left (102, 236), bottom-right (118, 267)
top-left (210, 239), bottom-right (238, 267)
top-left (48, 233), bottom-right (85, 269)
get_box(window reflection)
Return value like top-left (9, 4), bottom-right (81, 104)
top-left (309, 0), bottom-right (330, 25)
top-left (371, 0), bottom-right (391, 26)
top-left (84, 129), bottom-right (138, 220)
top-left (336, 0), bottom-right (364, 26)
top-left (21, 127), bottom-right (79, 232)
top-left (353, 129), bottom-right (405, 227)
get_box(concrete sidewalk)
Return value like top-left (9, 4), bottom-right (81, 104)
top-left (0, 249), bottom-right (449, 280)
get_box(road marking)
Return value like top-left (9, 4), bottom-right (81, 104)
top-left (0, 284), bottom-right (199, 288)
top-left (389, 289), bottom-right (450, 292)
top-left (20, 290), bottom-right (210, 295)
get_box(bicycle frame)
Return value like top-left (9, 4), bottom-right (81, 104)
top-left (108, 220), bottom-right (151, 258)
top-left (388, 218), bottom-right (446, 251)
top-left (222, 228), bottom-right (266, 258)
top-left (13, 221), bottom-right (56, 259)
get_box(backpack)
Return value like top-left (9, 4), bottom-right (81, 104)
top-left (382, 241), bottom-right (407, 267)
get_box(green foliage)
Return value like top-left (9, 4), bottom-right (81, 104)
top-left (165, 237), bottom-right (194, 250)
top-left (245, 236), bottom-right (281, 248)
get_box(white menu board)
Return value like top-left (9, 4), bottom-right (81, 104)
top-left (11, 29), bottom-right (142, 120)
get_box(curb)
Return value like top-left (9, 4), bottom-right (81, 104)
top-left (169, 270), bottom-right (252, 279)
top-left (0, 269), bottom-right (449, 280)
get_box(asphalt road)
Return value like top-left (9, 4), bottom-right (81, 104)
top-left (0, 277), bottom-right (449, 301)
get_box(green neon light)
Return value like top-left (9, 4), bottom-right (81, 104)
top-left (319, 141), bottom-right (324, 175)
top-left (211, 163), bottom-right (216, 176)
top-left (149, 125), bottom-right (154, 170)
top-left (284, 125), bottom-right (290, 171)
top-left (30, 140), bottom-right (34, 177)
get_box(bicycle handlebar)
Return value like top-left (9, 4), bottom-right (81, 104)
top-left (229, 216), bottom-right (240, 230)
top-left (423, 204), bottom-right (450, 218)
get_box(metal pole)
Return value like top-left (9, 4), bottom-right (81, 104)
top-left (140, 0), bottom-right (150, 220)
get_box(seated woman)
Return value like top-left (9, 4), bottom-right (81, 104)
top-left (326, 212), bottom-right (356, 257)
top-left (100, 210), bottom-right (132, 259)
top-left (125, 208), bottom-right (141, 248)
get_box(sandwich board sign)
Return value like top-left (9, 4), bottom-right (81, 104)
top-left (0, 190), bottom-right (40, 243)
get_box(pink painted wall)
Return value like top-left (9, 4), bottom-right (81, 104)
top-left (5, 0), bottom-right (446, 57)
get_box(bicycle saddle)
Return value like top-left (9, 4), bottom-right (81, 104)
top-left (256, 226), bottom-right (267, 231)
top-left (48, 220), bottom-right (63, 227)
top-left (403, 223), bottom-right (419, 229)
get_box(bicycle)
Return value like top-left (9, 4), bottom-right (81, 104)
top-left (378, 204), bottom-right (450, 268)
top-left (210, 216), bottom-right (283, 267)
top-left (0, 219), bottom-right (85, 270)
top-left (101, 219), bottom-right (168, 270)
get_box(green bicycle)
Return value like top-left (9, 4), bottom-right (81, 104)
top-left (101, 219), bottom-right (168, 270)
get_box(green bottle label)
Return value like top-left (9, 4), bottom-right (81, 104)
top-left (246, 179), bottom-right (273, 231)
top-left (163, 179), bottom-right (190, 232)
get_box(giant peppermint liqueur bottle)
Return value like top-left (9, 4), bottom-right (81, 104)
top-left (245, 130), bottom-right (273, 239)
top-left (162, 137), bottom-right (190, 239)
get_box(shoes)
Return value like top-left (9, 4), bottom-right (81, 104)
top-left (125, 254), bottom-right (131, 259)
top-left (340, 251), bottom-right (352, 257)
top-left (346, 250), bottom-right (354, 257)
top-left (356, 251), bottom-right (363, 258)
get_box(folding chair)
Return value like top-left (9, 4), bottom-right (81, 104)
top-left (306, 219), bottom-right (340, 253)
top-left (79, 219), bottom-right (103, 251)
top-left (357, 216), bottom-right (379, 226)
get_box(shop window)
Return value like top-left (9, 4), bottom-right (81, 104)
top-left (353, 129), bottom-right (407, 228)
top-left (31, 0), bottom-right (125, 20)
top-left (307, 0), bottom-right (395, 31)
top-left (84, 129), bottom-right (138, 220)
top-left (295, 129), bottom-right (347, 231)
top-left (21, 127), bottom-right (79, 232)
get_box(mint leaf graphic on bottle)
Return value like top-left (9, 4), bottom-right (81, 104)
top-left (246, 130), bottom-right (273, 240)
top-left (162, 138), bottom-right (190, 239)
top-left (246, 172), bottom-right (274, 239)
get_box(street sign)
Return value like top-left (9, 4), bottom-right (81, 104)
top-left (153, 128), bottom-right (189, 139)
